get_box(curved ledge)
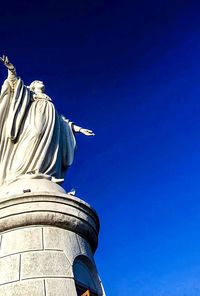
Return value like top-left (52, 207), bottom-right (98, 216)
top-left (0, 192), bottom-right (100, 252)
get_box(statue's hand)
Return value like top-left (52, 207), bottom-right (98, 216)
top-left (80, 128), bottom-right (95, 136)
top-left (0, 55), bottom-right (15, 70)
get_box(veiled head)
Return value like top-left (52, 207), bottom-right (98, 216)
top-left (29, 80), bottom-right (45, 93)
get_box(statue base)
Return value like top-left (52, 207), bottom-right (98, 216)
top-left (0, 183), bottom-right (105, 295)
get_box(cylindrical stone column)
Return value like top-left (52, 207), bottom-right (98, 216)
top-left (0, 184), bottom-right (105, 295)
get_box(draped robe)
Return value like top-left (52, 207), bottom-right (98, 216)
top-left (0, 78), bottom-right (76, 186)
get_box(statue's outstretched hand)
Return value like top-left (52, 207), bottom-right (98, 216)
top-left (71, 123), bottom-right (95, 136)
top-left (80, 128), bottom-right (95, 136)
top-left (0, 55), bottom-right (14, 70)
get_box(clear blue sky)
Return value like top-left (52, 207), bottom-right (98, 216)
top-left (2, 1), bottom-right (200, 295)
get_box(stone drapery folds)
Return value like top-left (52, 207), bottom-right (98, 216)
top-left (0, 77), bottom-right (76, 186)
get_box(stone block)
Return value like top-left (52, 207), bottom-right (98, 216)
top-left (45, 278), bottom-right (77, 296)
top-left (76, 234), bottom-right (94, 263)
top-left (0, 194), bottom-right (99, 253)
top-left (0, 227), bottom-right (43, 257)
top-left (21, 251), bottom-right (72, 279)
top-left (43, 227), bottom-right (81, 264)
top-left (0, 279), bottom-right (45, 296)
top-left (0, 254), bottom-right (20, 285)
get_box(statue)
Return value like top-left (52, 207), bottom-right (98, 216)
top-left (0, 56), bottom-right (94, 187)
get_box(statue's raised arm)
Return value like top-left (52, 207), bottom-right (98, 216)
top-left (0, 55), bottom-right (18, 88)
top-left (0, 55), bottom-right (15, 71)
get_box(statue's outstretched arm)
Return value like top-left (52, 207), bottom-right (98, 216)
top-left (0, 55), bottom-right (18, 88)
top-left (62, 116), bottom-right (95, 136)
top-left (72, 124), bottom-right (95, 136)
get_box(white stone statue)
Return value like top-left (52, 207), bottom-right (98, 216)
top-left (0, 56), bottom-right (94, 187)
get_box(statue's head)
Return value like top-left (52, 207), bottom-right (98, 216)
top-left (29, 80), bottom-right (45, 93)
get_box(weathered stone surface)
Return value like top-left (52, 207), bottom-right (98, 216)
top-left (21, 251), bottom-right (72, 279)
top-left (0, 279), bottom-right (45, 296)
top-left (76, 234), bottom-right (94, 262)
top-left (45, 278), bottom-right (77, 296)
top-left (0, 254), bottom-right (20, 285)
top-left (0, 227), bottom-right (43, 257)
top-left (0, 179), bottom-right (66, 197)
top-left (0, 192), bottom-right (105, 295)
top-left (0, 193), bottom-right (99, 252)
top-left (43, 227), bottom-right (80, 264)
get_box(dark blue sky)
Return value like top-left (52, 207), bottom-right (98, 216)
top-left (2, 1), bottom-right (200, 295)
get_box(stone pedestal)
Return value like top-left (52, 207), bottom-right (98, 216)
top-left (0, 185), bottom-right (105, 295)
